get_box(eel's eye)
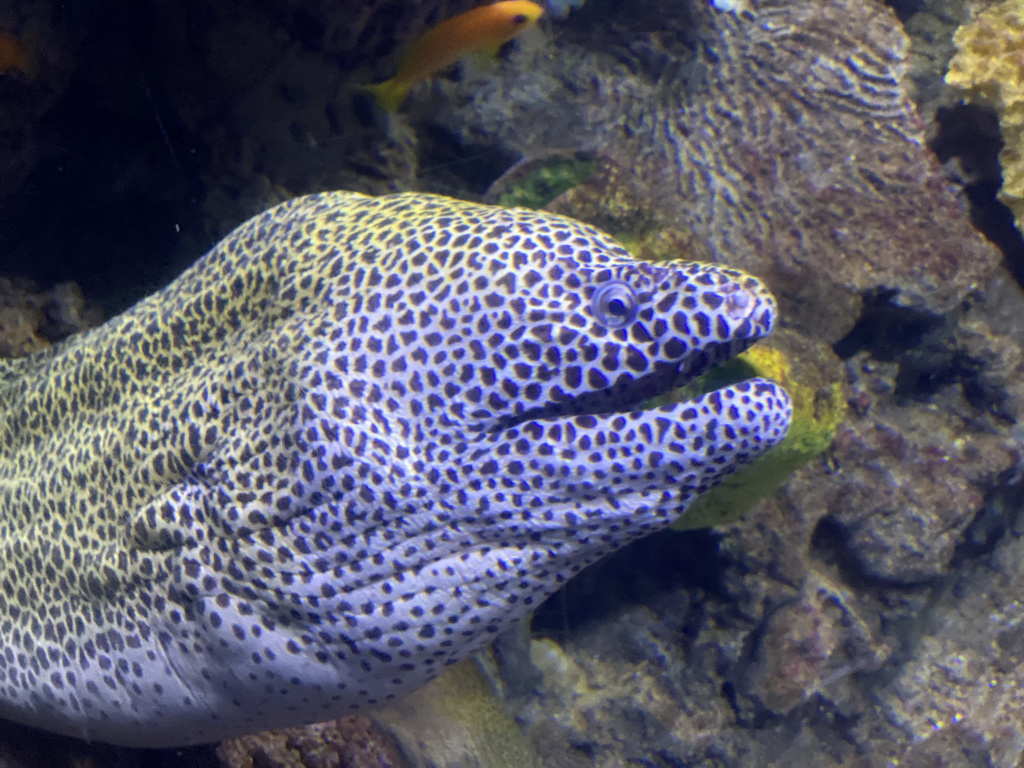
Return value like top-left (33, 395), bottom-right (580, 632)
top-left (722, 283), bottom-right (756, 319)
top-left (512, 13), bottom-right (528, 23)
top-left (592, 281), bottom-right (638, 329)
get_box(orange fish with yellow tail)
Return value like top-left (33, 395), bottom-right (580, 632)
top-left (365, 0), bottom-right (544, 112)
top-left (0, 32), bottom-right (33, 78)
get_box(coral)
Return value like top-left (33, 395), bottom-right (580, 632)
top-left (217, 716), bottom-right (408, 768)
top-left (437, 0), bottom-right (1000, 341)
top-left (946, 0), bottom-right (1024, 235)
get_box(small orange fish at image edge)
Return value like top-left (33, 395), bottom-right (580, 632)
top-left (0, 32), bottom-right (33, 77)
top-left (364, 0), bottom-right (545, 112)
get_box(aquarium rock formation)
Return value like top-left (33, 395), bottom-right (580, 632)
top-left (433, 0), bottom-right (1000, 341)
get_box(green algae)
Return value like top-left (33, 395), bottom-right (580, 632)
top-left (495, 155), bottom-right (598, 211)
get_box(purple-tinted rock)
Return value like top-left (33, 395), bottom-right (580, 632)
top-left (216, 716), bottom-right (408, 768)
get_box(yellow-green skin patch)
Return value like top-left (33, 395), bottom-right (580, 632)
top-left (0, 191), bottom-right (790, 747)
top-left (374, 654), bottom-right (538, 767)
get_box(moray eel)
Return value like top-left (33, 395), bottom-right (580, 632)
top-left (0, 191), bottom-right (791, 747)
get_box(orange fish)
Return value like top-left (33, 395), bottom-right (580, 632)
top-left (0, 32), bottom-right (32, 77)
top-left (365, 0), bottom-right (544, 111)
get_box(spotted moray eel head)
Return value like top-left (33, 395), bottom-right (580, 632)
top-left (148, 193), bottom-right (791, 732)
top-left (0, 192), bottom-right (791, 746)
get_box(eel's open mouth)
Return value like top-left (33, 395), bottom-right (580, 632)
top-left (499, 344), bottom-right (751, 432)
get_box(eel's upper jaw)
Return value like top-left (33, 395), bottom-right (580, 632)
top-left (500, 271), bottom-right (779, 429)
top-left (577, 302), bottom-right (780, 420)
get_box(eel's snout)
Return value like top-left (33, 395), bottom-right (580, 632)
top-left (619, 263), bottom-right (778, 396)
top-left (713, 376), bottom-right (793, 453)
top-left (699, 268), bottom-right (778, 343)
top-left (681, 375), bottom-right (792, 490)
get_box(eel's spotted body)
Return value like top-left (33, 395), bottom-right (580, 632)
top-left (0, 192), bottom-right (790, 747)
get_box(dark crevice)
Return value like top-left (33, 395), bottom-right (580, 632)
top-left (809, 517), bottom-right (880, 593)
top-left (532, 528), bottom-right (727, 637)
top-left (881, 0), bottom-right (927, 23)
top-left (0, 2), bottom-right (208, 315)
top-left (809, 516), bottom-right (945, 594)
top-left (931, 103), bottom-right (1024, 291)
top-left (950, 467), bottom-right (1024, 565)
top-left (964, 179), bottom-right (1024, 289)
top-left (832, 291), bottom-right (944, 362)
top-left (832, 291), bottom-right (1015, 421)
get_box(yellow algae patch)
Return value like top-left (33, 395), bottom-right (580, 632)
top-left (372, 656), bottom-right (538, 768)
top-left (946, 0), bottom-right (1024, 234)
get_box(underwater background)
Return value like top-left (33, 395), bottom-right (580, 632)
top-left (1, 0), bottom-right (1023, 765)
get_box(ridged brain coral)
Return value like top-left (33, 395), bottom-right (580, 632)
top-left (438, 0), bottom-right (1000, 340)
top-left (946, 0), bottom-right (1024, 236)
